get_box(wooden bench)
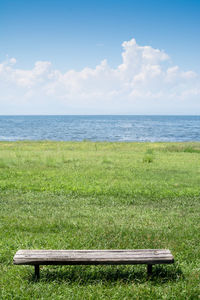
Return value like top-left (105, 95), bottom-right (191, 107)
top-left (13, 249), bottom-right (174, 279)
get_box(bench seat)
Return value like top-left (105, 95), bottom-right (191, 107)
top-left (13, 249), bottom-right (174, 279)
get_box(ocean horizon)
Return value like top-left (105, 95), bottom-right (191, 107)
top-left (0, 115), bottom-right (200, 142)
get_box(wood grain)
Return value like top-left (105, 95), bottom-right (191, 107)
top-left (13, 249), bottom-right (174, 265)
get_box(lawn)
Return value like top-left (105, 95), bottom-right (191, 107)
top-left (0, 141), bottom-right (200, 299)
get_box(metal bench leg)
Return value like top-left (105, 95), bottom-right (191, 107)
top-left (147, 264), bottom-right (152, 275)
top-left (35, 265), bottom-right (40, 280)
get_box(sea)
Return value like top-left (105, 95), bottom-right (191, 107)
top-left (0, 115), bottom-right (199, 142)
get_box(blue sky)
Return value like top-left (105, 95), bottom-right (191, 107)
top-left (0, 0), bottom-right (200, 114)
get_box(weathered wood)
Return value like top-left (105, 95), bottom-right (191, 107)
top-left (14, 249), bottom-right (174, 265)
top-left (14, 249), bottom-right (174, 279)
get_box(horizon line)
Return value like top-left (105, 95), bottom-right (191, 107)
top-left (0, 114), bottom-right (200, 117)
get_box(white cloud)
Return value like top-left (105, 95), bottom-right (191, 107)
top-left (9, 57), bottom-right (17, 65)
top-left (0, 38), bottom-right (199, 114)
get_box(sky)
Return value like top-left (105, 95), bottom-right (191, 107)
top-left (0, 0), bottom-right (200, 115)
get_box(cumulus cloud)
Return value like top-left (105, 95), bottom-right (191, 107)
top-left (0, 38), bottom-right (199, 114)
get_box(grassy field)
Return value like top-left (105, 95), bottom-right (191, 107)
top-left (0, 141), bottom-right (200, 299)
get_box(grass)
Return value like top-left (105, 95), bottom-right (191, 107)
top-left (0, 141), bottom-right (200, 299)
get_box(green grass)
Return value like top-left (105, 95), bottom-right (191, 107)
top-left (0, 141), bottom-right (200, 299)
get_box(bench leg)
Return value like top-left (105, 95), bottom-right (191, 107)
top-left (34, 265), bottom-right (40, 280)
top-left (147, 264), bottom-right (153, 275)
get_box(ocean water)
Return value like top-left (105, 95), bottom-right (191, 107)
top-left (0, 115), bottom-right (199, 142)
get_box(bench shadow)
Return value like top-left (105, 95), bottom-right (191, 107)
top-left (29, 264), bottom-right (183, 285)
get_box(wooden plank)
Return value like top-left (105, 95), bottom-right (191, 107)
top-left (14, 249), bottom-right (172, 257)
top-left (15, 249), bottom-right (172, 253)
top-left (14, 251), bottom-right (172, 257)
top-left (14, 249), bottom-right (173, 255)
top-left (13, 249), bottom-right (174, 265)
top-left (14, 250), bottom-right (172, 256)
